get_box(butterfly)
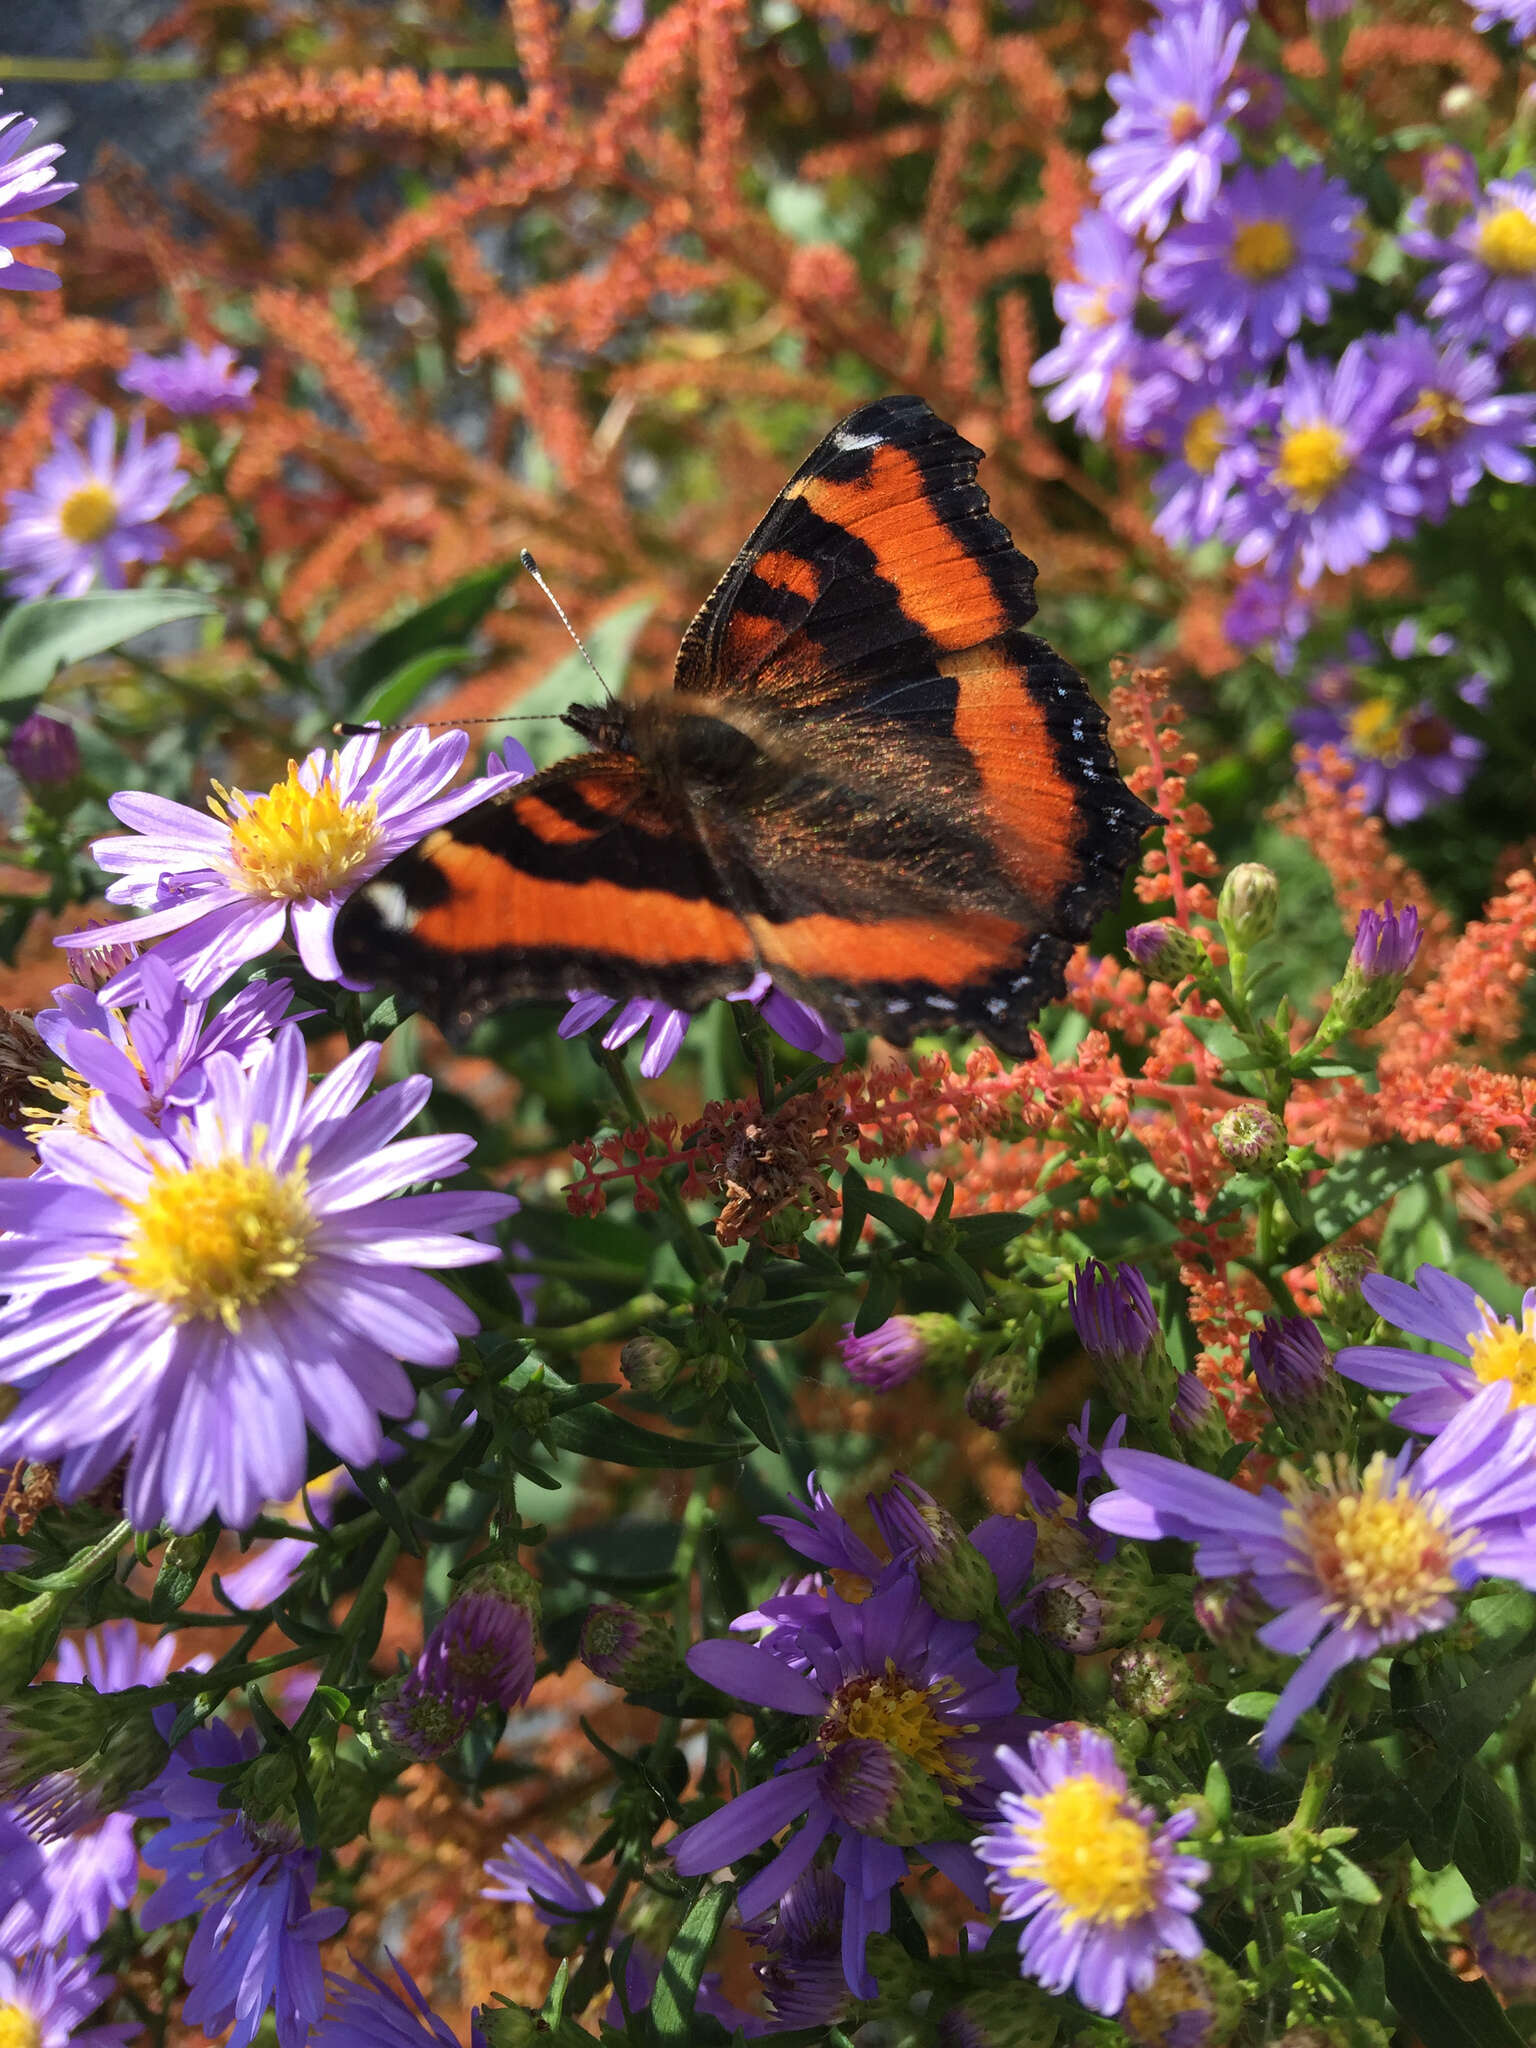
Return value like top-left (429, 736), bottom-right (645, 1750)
top-left (333, 395), bottom-right (1156, 1055)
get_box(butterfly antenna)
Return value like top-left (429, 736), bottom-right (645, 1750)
top-left (333, 713), bottom-right (571, 737)
top-left (519, 549), bottom-right (615, 705)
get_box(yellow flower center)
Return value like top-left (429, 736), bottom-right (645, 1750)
top-left (1275, 421), bottom-right (1351, 508)
top-left (213, 761), bottom-right (381, 902)
top-left (819, 1662), bottom-right (973, 1786)
top-left (0, 2006), bottom-right (41, 2048)
top-left (1182, 406), bottom-right (1226, 475)
top-left (1465, 1307), bottom-right (1536, 1407)
top-left (57, 482), bottom-right (119, 545)
top-left (1230, 217), bottom-right (1296, 281)
top-left (1412, 387), bottom-right (1465, 446)
top-left (1014, 1773), bottom-right (1157, 1924)
top-left (1284, 1452), bottom-right (1472, 1633)
top-left (1476, 203), bottom-right (1536, 275)
top-left (1167, 102), bottom-right (1201, 143)
top-left (119, 1152), bottom-right (314, 1330)
top-left (1077, 288), bottom-right (1114, 330)
top-left (1346, 695), bottom-right (1404, 759)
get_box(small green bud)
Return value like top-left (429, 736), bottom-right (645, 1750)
top-left (1110, 1641), bottom-right (1195, 1722)
top-left (239, 1746), bottom-right (300, 1831)
top-left (1314, 1244), bottom-right (1378, 1339)
top-left (1213, 1105), bottom-right (1287, 1173)
top-left (1126, 921), bottom-right (1209, 984)
top-left (1122, 1951), bottom-right (1245, 2048)
top-left (935, 1982), bottom-right (1059, 2048)
top-left (578, 1602), bottom-right (680, 1692)
top-left (1219, 862), bottom-right (1278, 949)
top-left (312, 1755), bottom-right (377, 1850)
top-left (619, 1332), bottom-right (682, 1398)
top-left (1022, 1558), bottom-right (1157, 1655)
top-left (871, 1476), bottom-right (1002, 1627)
top-left (964, 1347), bottom-right (1039, 1430)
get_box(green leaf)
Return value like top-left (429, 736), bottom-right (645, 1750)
top-left (1317, 1846), bottom-right (1382, 1906)
top-left (341, 565), bottom-right (514, 704)
top-left (860, 1187), bottom-right (928, 1247)
top-left (837, 1169), bottom-right (868, 1265)
top-left (1290, 1141), bottom-right (1459, 1261)
top-left (0, 589), bottom-right (219, 712)
top-left (1399, 1650), bottom-right (1536, 1807)
top-left (348, 644), bottom-right (475, 729)
top-left (1226, 1690), bottom-right (1279, 1722)
top-left (1453, 1761), bottom-right (1522, 1897)
top-left (1383, 1908), bottom-right (1528, 2047)
top-left (544, 1403), bottom-right (751, 1470)
top-left (854, 1263), bottom-right (898, 1336)
top-left (734, 1297), bottom-right (825, 1339)
top-left (951, 1213), bottom-right (1033, 1255)
top-left (652, 1884), bottom-right (735, 2048)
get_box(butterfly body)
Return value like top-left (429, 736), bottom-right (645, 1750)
top-left (335, 396), bottom-right (1156, 1055)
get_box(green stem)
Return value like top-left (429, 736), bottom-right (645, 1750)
top-left (672, 1474), bottom-right (715, 1654)
top-left (522, 1293), bottom-right (666, 1353)
top-left (317, 1531), bottom-right (403, 1694)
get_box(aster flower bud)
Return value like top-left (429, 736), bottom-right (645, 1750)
top-left (1467, 1885), bottom-right (1536, 2003)
top-left (1314, 1244), bottom-right (1378, 1338)
top-left (239, 1746), bottom-right (301, 1832)
top-left (1247, 1315), bottom-right (1355, 1458)
top-left (1068, 1259), bottom-right (1172, 1420)
top-left (1170, 1373), bottom-right (1231, 1463)
top-left (1110, 1642), bottom-right (1195, 1723)
top-left (1218, 862), bottom-right (1278, 950)
top-left (822, 1736), bottom-right (965, 1847)
top-left (1213, 1105), bottom-right (1287, 1173)
top-left (1321, 902), bottom-right (1422, 1037)
top-left (935, 1982), bottom-right (1059, 2048)
top-left (963, 1346), bottom-right (1039, 1430)
top-left (578, 1602), bottom-right (680, 1692)
top-left (6, 711), bottom-right (80, 787)
top-left (0, 1006), bottom-right (48, 1131)
top-left (619, 1331), bottom-right (682, 1397)
top-left (868, 1475), bottom-right (1002, 1626)
top-left (312, 1754), bottom-right (377, 1850)
top-left (369, 1665), bottom-right (473, 1763)
top-left (443, 1558), bottom-right (541, 1710)
top-left (1122, 1951), bottom-right (1244, 2048)
top-left (1193, 1577), bottom-right (1269, 1663)
top-left (838, 1312), bottom-right (970, 1389)
top-left (1020, 1558), bottom-right (1157, 1655)
top-left (62, 922), bottom-right (137, 993)
top-left (1126, 920), bottom-right (1209, 984)
top-left (0, 1683), bottom-right (168, 1838)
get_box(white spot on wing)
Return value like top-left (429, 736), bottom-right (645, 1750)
top-left (832, 427), bottom-right (884, 453)
top-left (364, 881), bottom-right (416, 932)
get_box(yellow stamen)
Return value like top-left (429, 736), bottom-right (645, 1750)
top-left (819, 1661), bottom-right (973, 1786)
top-left (1465, 1306), bottom-right (1536, 1408)
top-left (1013, 1773), bottom-right (1157, 1924)
top-left (1345, 695), bottom-right (1404, 760)
top-left (1274, 421), bottom-right (1351, 508)
top-left (1181, 406), bottom-right (1226, 475)
top-left (1412, 387), bottom-right (1465, 446)
top-left (57, 482), bottom-right (118, 545)
top-left (212, 761), bottom-right (381, 902)
top-left (1476, 204), bottom-right (1536, 276)
top-left (1230, 217), bottom-right (1296, 281)
top-left (0, 2005), bottom-right (41, 2048)
top-left (118, 1151), bottom-right (314, 1331)
top-left (1167, 102), bottom-right (1201, 143)
top-left (1284, 1452), bottom-right (1473, 1633)
top-left (1076, 288), bottom-right (1114, 330)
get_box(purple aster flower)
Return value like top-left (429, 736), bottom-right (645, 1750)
top-left (0, 1025), bottom-right (518, 1532)
top-left (670, 1568), bottom-right (1029, 1998)
top-left (1088, 2), bottom-right (1247, 240)
top-left (838, 1315), bottom-right (926, 1390)
top-left (1029, 209), bottom-right (1144, 441)
top-left (1420, 145), bottom-right (1481, 213)
top-left (483, 1833), bottom-right (602, 1918)
top-left (1374, 320), bottom-right (1536, 523)
top-left (758, 1472), bottom-right (889, 1584)
top-left (975, 1724), bottom-right (1208, 2015)
top-left (1466, 1887), bottom-right (1536, 2002)
top-left (0, 1951), bottom-right (133, 2048)
top-left (0, 98), bottom-right (76, 293)
top-left (1349, 900), bottom-right (1422, 980)
top-left (120, 342), bottom-right (258, 415)
top-left (1068, 1260), bottom-right (1158, 1374)
top-left (140, 1718), bottom-right (347, 2048)
top-left (32, 953), bottom-right (312, 1136)
top-left (58, 732), bottom-right (532, 1001)
top-left (559, 969), bottom-right (842, 1080)
top-left (1146, 162), bottom-right (1361, 363)
top-left (746, 1867), bottom-right (850, 2030)
top-left (1222, 571), bottom-right (1312, 673)
top-left (1247, 1314), bottom-right (1354, 1455)
top-left (1337, 1262), bottom-right (1536, 1434)
top-left (317, 1959), bottom-right (484, 2048)
top-left (0, 409), bottom-right (185, 598)
top-left (1226, 342), bottom-right (1403, 588)
top-left (1149, 379), bottom-right (1269, 548)
top-left (1091, 1382), bottom-right (1536, 1760)
top-left (1470, 0), bottom-right (1536, 35)
top-left (1406, 173), bottom-right (1536, 348)
top-left (7, 712), bottom-right (80, 787)
top-left (1292, 645), bottom-right (1483, 823)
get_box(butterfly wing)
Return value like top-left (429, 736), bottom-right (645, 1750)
top-left (333, 751), bottom-right (756, 1038)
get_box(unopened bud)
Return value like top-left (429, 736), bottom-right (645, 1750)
top-left (935, 1981), bottom-right (1059, 2048)
top-left (239, 1746), bottom-right (300, 1831)
top-left (963, 1347), bottom-right (1039, 1430)
top-left (1218, 863), bottom-right (1278, 950)
top-left (1248, 1315), bottom-right (1355, 1458)
top-left (1068, 1259), bottom-right (1173, 1421)
top-left (312, 1754), bottom-right (376, 1849)
top-left (1314, 1244), bottom-right (1378, 1338)
top-left (578, 1602), bottom-right (680, 1692)
top-left (1193, 1577), bottom-right (1269, 1663)
top-left (1169, 1373), bottom-right (1231, 1462)
top-left (869, 1475), bottom-right (1001, 1626)
top-left (1321, 902), bottom-right (1422, 1037)
top-left (1110, 1641), bottom-right (1195, 1722)
top-left (7, 713), bottom-right (80, 789)
top-left (1126, 921), bottom-right (1208, 984)
top-left (1021, 1558), bottom-right (1156, 1655)
top-left (620, 1332), bottom-right (682, 1398)
top-left (63, 924), bottom-right (137, 994)
top-left (445, 1558), bottom-right (541, 1709)
top-left (839, 1312), bottom-right (971, 1389)
top-left (1122, 1951), bottom-right (1244, 2048)
top-left (1214, 1105), bottom-right (1286, 1173)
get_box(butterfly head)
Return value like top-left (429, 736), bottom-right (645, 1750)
top-left (561, 701), bottom-right (634, 754)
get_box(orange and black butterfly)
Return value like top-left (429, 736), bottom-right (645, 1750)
top-left (333, 396), bottom-right (1156, 1055)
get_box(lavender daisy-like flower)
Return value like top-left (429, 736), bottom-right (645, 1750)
top-left (1088, 1), bottom-right (1247, 240)
top-left (1337, 1262), bottom-right (1536, 1433)
top-left (1029, 209), bottom-right (1144, 441)
top-left (0, 97), bottom-right (77, 293)
top-left (317, 1960), bottom-right (481, 2048)
top-left (140, 1719), bottom-right (347, 2048)
top-left (1146, 162), bottom-right (1361, 362)
top-left (1470, 0), bottom-right (1536, 33)
top-left (975, 1724), bottom-right (1208, 2016)
top-left (1091, 1382), bottom-right (1536, 1760)
top-left (120, 342), bottom-right (258, 415)
top-left (0, 1025), bottom-right (518, 1532)
top-left (1407, 173), bottom-right (1536, 348)
top-left (0, 408), bottom-right (186, 598)
top-left (746, 1867), bottom-right (850, 2030)
top-left (560, 970), bottom-right (842, 1080)
top-left (58, 732), bottom-right (532, 1001)
top-left (1375, 319), bottom-right (1536, 523)
top-left (1149, 379), bottom-right (1268, 548)
top-left (838, 1315), bottom-right (927, 1390)
top-left (670, 1568), bottom-right (1030, 1997)
top-left (483, 1832), bottom-right (602, 1918)
top-left (0, 1951), bottom-right (133, 2048)
top-left (1292, 655), bottom-right (1483, 825)
top-left (1222, 571), bottom-right (1312, 673)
